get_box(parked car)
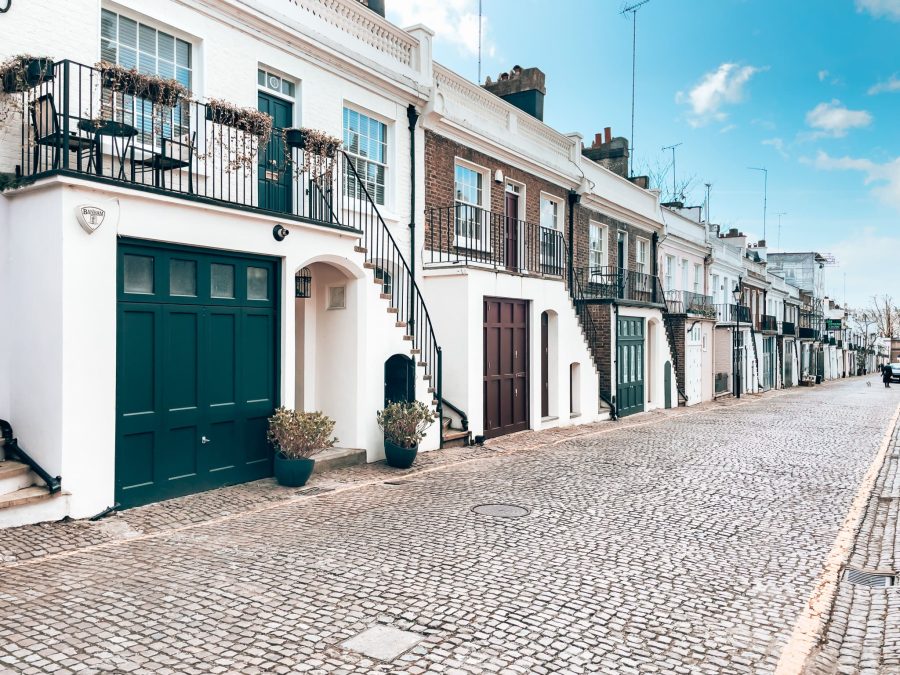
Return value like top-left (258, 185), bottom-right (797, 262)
top-left (890, 363), bottom-right (900, 381)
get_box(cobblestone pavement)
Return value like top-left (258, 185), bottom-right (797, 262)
top-left (808, 403), bottom-right (900, 675)
top-left (0, 377), bottom-right (897, 674)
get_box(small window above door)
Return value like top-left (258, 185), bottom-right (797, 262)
top-left (258, 68), bottom-right (295, 98)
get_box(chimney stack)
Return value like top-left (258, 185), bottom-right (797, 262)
top-left (582, 126), bottom-right (630, 179)
top-left (483, 66), bottom-right (546, 121)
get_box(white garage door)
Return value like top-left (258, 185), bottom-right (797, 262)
top-left (685, 324), bottom-right (703, 406)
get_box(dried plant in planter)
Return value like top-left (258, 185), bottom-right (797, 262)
top-left (95, 61), bottom-right (191, 108)
top-left (0, 54), bottom-right (54, 129)
top-left (377, 401), bottom-right (435, 449)
top-left (282, 127), bottom-right (342, 180)
top-left (203, 98), bottom-right (273, 172)
top-left (267, 407), bottom-right (338, 460)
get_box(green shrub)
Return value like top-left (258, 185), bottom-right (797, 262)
top-left (377, 401), bottom-right (435, 448)
top-left (267, 408), bottom-right (337, 459)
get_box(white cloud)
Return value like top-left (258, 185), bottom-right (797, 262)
top-left (804, 100), bottom-right (872, 138)
top-left (813, 150), bottom-right (900, 211)
top-left (675, 63), bottom-right (763, 127)
top-left (818, 69), bottom-right (829, 82)
top-left (762, 137), bottom-right (788, 159)
top-left (387, 0), bottom-right (493, 59)
top-left (856, 0), bottom-right (900, 20)
top-left (868, 74), bottom-right (900, 94)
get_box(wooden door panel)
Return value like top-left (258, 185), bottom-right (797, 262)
top-left (617, 317), bottom-right (645, 417)
top-left (483, 297), bottom-right (529, 438)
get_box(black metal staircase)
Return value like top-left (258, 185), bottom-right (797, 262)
top-left (340, 152), bottom-right (446, 444)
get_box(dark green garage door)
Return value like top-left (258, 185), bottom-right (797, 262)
top-left (116, 241), bottom-right (279, 509)
top-left (617, 316), bottom-right (645, 417)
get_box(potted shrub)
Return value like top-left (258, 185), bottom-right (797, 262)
top-left (267, 407), bottom-right (337, 487)
top-left (283, 127), bottom-right (307, 149)
top-left (377, 401), bottom-right (435, 469)
top-left (0, 55), bottom-right (54, 93)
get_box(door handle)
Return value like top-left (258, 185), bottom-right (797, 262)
top-left (201, 436), bottom-right (211, 444)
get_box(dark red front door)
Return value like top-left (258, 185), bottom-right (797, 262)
top-left (484, 297), bottom-right (529, 438)
top-left (505, 191), bottom-right (519, 271)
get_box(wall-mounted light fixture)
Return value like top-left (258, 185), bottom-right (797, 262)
top-left (273, 224), bottom-right (289, 241)
top-left (494, 169), bottom-right (504, 183)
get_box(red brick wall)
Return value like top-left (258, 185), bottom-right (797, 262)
top-left (572, 203), bottom-right (656, 275)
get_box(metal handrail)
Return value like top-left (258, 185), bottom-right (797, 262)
top-left (341, 152), bottom-right (444, 442)
top-left (0, 419), bottom-right (61, 494)
top-left (441, 398), bottom-right (469, 432)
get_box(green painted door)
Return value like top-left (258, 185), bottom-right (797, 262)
top-left (257, 92), bottom-right (293, 214)
top-left (116, 241), bottom-right (279, 509)
top-left (617, 316), bottom-right (645, 417)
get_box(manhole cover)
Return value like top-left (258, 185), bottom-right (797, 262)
top-left (844, 568), bottom-right (896, 588)
top-left (472, 503), bottom-right (530, 518)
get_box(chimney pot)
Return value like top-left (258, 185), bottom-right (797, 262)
top-left (594, 133), bottom-right (603, 148)
top-left (604, 127), bottom-right (612, 143)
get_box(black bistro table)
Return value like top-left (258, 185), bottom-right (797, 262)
top-left (78, 119), bottom-right (138, 180)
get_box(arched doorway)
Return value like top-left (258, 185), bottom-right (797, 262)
top-left (385, 354), bottom-right (415, 406)
top-left (294, 259), bottom-right (361, 447)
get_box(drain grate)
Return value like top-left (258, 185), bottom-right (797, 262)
top-left (296, 486), bottom-right (335, 497)
top-left (843, 568), bottom-right (896, 588)
top-left (472, 503), bottom-right (530, 518)
top-left (384, 480), bottom-right (413, 486)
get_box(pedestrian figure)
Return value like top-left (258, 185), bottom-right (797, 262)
top-left (883, 364), bottom-right (892, 388)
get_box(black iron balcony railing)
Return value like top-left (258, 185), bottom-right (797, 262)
top-left (575, 266), bottom-right (665, 305)
top-left (715, 303), bottom-right (751, 324)
top-left (781, 321), bottom-right (796, 336)
top-left (425, 204), bottom-right (564, 277)
top-left (798, 327), bottom-right (819, 339)
top-left (664, 290), bottom-right (715, 317)
top-left (760, 314), bottom-right (778, 332)
top-left (13, 60), bottom-right (365, 229)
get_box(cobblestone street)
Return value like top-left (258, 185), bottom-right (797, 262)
top-left (1, 377), bottom-right (898, 674)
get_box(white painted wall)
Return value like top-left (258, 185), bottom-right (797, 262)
top-left (1, 177), bottom-right (437, 521)
top-left (422, 268), bottom-right (601, 438)
top-left (0, 193), bottom-right (10, 423)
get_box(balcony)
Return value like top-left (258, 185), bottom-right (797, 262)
top-left (781, 321), bottom-right (796, 336)
top-left (425, 204), bottom-right (564, 277)
top-left (715, 303), bottom-right (751, 324)
top-left (665, 290), bottom-right (716, 317)
top-left (575, 266), bottom-right (665, 305)
top-left (760, 314), bottom-right (778, 333)
top-left (10, 60), bottom-right (362, 230)
top-left (798, 327), bottom-right (819, 340)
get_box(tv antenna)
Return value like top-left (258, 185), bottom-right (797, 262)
top-left (774, 212), bottom-right (786, 250)
top-left (748, 166), bottom-right (768, 242)
top-left (662, 142), bottom-right (682, 200)
top-left (622, 0), bottom-right (651, 177)
top-left (477, 0), bottom-right (483, 83)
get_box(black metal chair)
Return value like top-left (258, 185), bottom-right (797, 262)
top-left (29, 93), bottom-right (95, 173)
top-left (132, 131), bottom-right (196, 192)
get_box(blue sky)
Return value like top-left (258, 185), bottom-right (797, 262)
top-left (388, 0), bottom-right (899, 309)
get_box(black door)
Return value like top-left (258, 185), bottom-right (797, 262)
top-left (484, 298), bottom-right (529, 438)
top-left (385, 354), bottom-right (415, 406)
top-left (257, 92), bottom-right (293, 214)
top-left (505, 191), bottom-right (519, 271)
top-left (116, 241), bottom-right (279, 509)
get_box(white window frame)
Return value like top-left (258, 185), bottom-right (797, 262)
top-left (343, 104), bottom-right (390, 207)
top-left (635, 237), bottom-right (649, 275)
top-left (539, 193), bottom-right (563, 272)
top-left (693, 263), bottom-right (702, 294)
top-left (665, 255), bottom-right (675, 291)
top-left (453, 158), bottom-right (490, 250)
top-left (589, 221), bottom-right (608, 271)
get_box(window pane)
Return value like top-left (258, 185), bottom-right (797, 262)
top-left (119, 16), bottom-right (138, 48)
top-left (169, 259), bottom-right (197, 296)
top-left (257, 69), bottom-right (266, 86)
top-left (124, 255), bottom-right (154, 294)
top-left (158, 32), bottom-right (175, 63)
top-left (176, 39), bottom-right (191, 67)
top-left (101, 9), bottom-right (117, 40)
top-left (210, 263), bottom-right (235, 299)
top-left (138, 24), bottom-right (157, 56)
top-left (247, 267), bottom-right (269, 300)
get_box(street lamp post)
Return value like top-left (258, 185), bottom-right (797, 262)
top-left (733, 278), bottom-right (743, 399)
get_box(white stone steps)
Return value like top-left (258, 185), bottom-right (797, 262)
top-left (0, 460), bottom-right (33, 495)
